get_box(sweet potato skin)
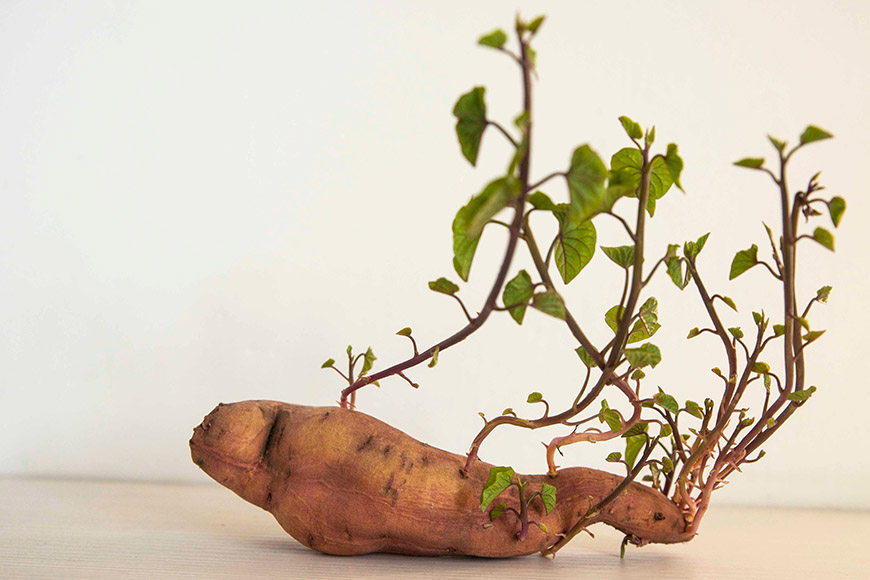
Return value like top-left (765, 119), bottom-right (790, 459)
top-left (191, 400), bottom-right (692, 556)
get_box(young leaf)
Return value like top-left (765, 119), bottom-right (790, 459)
top-left (575, 345), bottom-right (596, 367)
top-left (624, 343), bottom-right (662, 368)
top-left (527, 15), bottom-right (546, 33)
top-left (566, 145), bottom-right (611, 221)
top-left (532, 290), bottom-right (566, 319)
top-left (625, 433), bottom-right (647, 469)
top-left (611, 148), bottom-right (674, 216)
top-left (552, 205), bottom-right (597, 284)
top-left (813, 227), bottom-right (835, 251)
top-left (527, 190), bottom-right (557, 212)
top-left (666, 245), bottom-right (691, 289)
top-left (628, 297), bottom-right (660, 344)
top-left (799, 125), bottom-right (833, 145)
top-left (665, 143), bottom-right (684, 192)
top-left (654, 391), bottom-right (680, 415)
top-left (684, 400), bottom-right (704, 419)
top-left (604, 305), bottom-right (625, 335)
top-left (321, 358), bottom-right (335, 369)
top-left (661, 456), bottom-right (674, 473)
top-left (828, 196), bottom-right (846, 228)
top-left (631, 369), bottom-right (646, 380)
top-left (478, 29), bottom-right (507, 49)
top-left (729, 245), bottom-right (759, 279)
top-left (722, 296), bottom-right (738, 311)
top-left (752, 361), bottom-right (770, 374)
top-left (503, 270), bottom-right (534, 324)
top-left (687, 327), bottom-right (701, 339)
top-left (540, 483), bottom-right (556, 515)
top-left (489, 502), bottom-right (507, 520)
top-left (453, 87), bottom-right (488, 166)
top-left (768, 135), bottom-right (786, 152)
top-left (452, 177), bottom-right (520, 280)
top-left (803, 330), bottom-right (826, 344)
top-left (619, 115), bottom-right (644, 140)
top-left (600, 401), bottom-right (623, 432)
top-left (788, 385), bottom-right (817, 402)
top-left (360, 347), bottom-right (377, 375)
top-left (623, 422), bottom-right (650, 438)
top-left (428, 347), bottom-right (439, 368)
top-left (773, 324), bottom-right (785, 336)
top-left (684, 233), bottom-right (710, 262)
top-left (429, 277), bottom-right (460, 295)
top-left (645, 126), bottom-right (656, 148)
top-left (816, 285), bottom-right (832, 303)
top-left (728, 327), bottom-right (744, 339)
top-left (527, 392), bottom-right (543, 403)
top-left (606, 452), bottom-right (623, 463)
top-left (660, 424), bottom-right (673, 438)
top-left (481, 466), bottom-right (515, 511)
top-left (734, 157), bottom-right (765, 169)
top-left (601, 245), bottom-right (635, 268)
top-left (396, 327), bottom-right (413, 337)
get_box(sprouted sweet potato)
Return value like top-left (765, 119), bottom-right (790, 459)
top-left (192, 14), bottom-right (842, 558)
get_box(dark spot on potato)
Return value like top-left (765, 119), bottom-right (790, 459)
top-left (357, 435), bottom-right (374, 452)
top-left (654, 512), bottom-right (665, 521)
top-left (194, 458), bottom-right (205, 467)
top-left (381, 474), bottom-right (399, 507)
top-left (265, 492), bottom-right (272, 508)
top-left (321, 411), bottom-right (330, 421)
top-left (406, 462), bottom-right (414, 474)
top-left (383, 445), bottom-right (392, 456)
top-left (307, 533), bottom-right (316, 546)
top-left (420, 455), bottom-right (431, 466)
top-left (345, 527), bottom-right (352, 540)
top-left (400, 451), bottom-right (408, 468)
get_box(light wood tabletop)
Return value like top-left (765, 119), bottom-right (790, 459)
top-left (2, 476), bottom-right (867, 579)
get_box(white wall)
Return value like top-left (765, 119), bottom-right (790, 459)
top-left (1, 1), bottom-right (868, 509)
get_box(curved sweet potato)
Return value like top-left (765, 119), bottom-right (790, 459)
top-left (190, 400), bottom-right (692, 556)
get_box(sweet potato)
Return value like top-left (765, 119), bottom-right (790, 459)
top-left (190, 400), bottom-right (692, 556)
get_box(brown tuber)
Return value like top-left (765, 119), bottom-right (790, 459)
top-left (190, 400), bottom-right (693, 556)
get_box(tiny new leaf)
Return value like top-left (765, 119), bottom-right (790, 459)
top-left (687, 327), bottom-right (701, 339)
top-left (527, 392), bottom-right (543, 403)
top-left (600, 400), bottom-right (623, 432)
top-left (606, 452), bottom-right (623, 463)
top-left (604, 305), bottom-right (625, 335)
top-left (816, 285), bottom-right (832, 303)
top-left (566, 145), bottom-right (612, 221)
top-left (799, 125), bottom-right (833, 145)
top-left (813, 227), bottom-right (835, 251)
top-left (684, 400), bottom-right (704, 419)
top-left (788, 386), bottom-right (817, 402)
top-left (722, 296), bottom-right (738, 311)
top-left (552, 205), bottom-right (597, 284)
top-left (730, 245), bottom-right (759, 279)
top-left (489, 502), bottom-right (507, 520)
top-left (752, 361), bottom-right (770, 374)
top-left (532, 290), bottom-right (566, 319)
top-left (628, 297), bottom-right (661, 343)
top-left (527, 15), bottom-right (546, 33)
top-left (429, 277), bottom-right (460, 295)
top-left (773, 324), bottom-right (785, 337)
top-left (540, 483), bottom-right (556, 514)
top-left (684, 233), bottom-right (710, 262)
top-left (527, 190), bottom-right (557, 212)
top-left (734, 157), bottom-right (765, 169)
top-left (610, 147), bottom-right (674, 216)
top-left (828, 197), bottom-right (846, 228)
top-left (654, 391), bottom-right (680, 415)
top-left (360, 347), bottom-right (377, 375)
top-left (478, 29), bottom-right (507, 49)
top-left (803, 330), bottom-right (826, 344)
top-left (321, 358), bottom-right (335, 369)
top-left (768, 135), bottom-right (786, 152)
top-left (575, 345), bottom-right (596, 367)
top-left (428, 347), bottom-right (439, 368)
top-left (396, 327), bottom-right (413, 337)
top-left (453, 87), bottom-right (487, 166)
top-left (728, 327), bottom-right (744, 339)
top-left (624, 343), bottom-right (662, 368)
top-left (619, 115), bottom-right (644, 140)
top-left (481, 466), bottom-right (515, 511)
top-left (503, 269), bottom-right (534, 324)
top-left (665, 143), bottom-right (684, 191)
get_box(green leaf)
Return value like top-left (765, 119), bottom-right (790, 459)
top-left (532, 290), bottom-right (566, 319)
top-left (729, 245), bottom-right (759, 279)
top-left (610, 148), bottom-right (674, 216)
top-left (600, 401), bottom-right (623, 432)
top-left (478, 29), bottom-right (507, 49)
top-left (734, 157), bottom-right (765, 169)
top-left (665, 143), bottom-right (684, 192)
top-left (796, 316), bottom-right (811, 331)
top-left (628, 297), bottom-right (660, 344)
top-left (687, 327), bottom-right (701, 339)
top-left (429, 277), bottom-right (460, 295)
top-left (540, 483), bottom-right (556, 515)
top-left (660, 424), bottom-right (672, 438)
top-left (788, 386), bottom-right (817, 402)
top-left (489, 502), bottom-right (507, 520)
top-left (722, 296), bottom-right (738, 312)
top-left (773, 324), bottom-right (785, 337)
top-left (625, 433), bottom-right (647, 469)
top-left (828, 197), bottom-right (846, 228)
top-left (527, 190), bottom-right (557, 212)
top-left (321, 358), bottom-right (335, 369)
top-left (360, 347), bottom-right (376, 376)
top-left (631, 369), bottom-right (646, 380)
top-left (684, 233), bottom-right (710, 262)
top-left (606, 452), bottom-right (623, 463)
top-left (453, 87), bottom-right (488, 166)
top-left (654, 391), bottom-right (680, 415)
top-left (816, 286), bottom-right (832, 303)
top-left (618, 115), bottom-right (643, 140)
top-left (752, 361), bottom-right (770, 374)
top-left (396, 327), bottom-right (412, 337)
top-left (575, 345), bottom-right (596, 367)
top-left (527, 392), bottom-right (543, 403)
top-left (552, 205), bottom-right (597, 284)
top-left (503, 270), bottom-right (534, 324)
top-left (661, 456), bottom-right (674, 473)
top-left (566, 145), bottom-right (611, 221)
top-left (799, 125), bottom-right (833, 145)
top-left (428, 347), bottom-right (439, 368)
top-left (728, 327), bottom-right (744, 339)
top-left (527, 15), bottom-right (545, 33)
top-left (624, 343), bottom-right (662, 368)
top-left (623, 422), bottom-right (650, 438)
top-left (803, 330), bottom-right (825, 344)
top-left (601, 245), bottom-right (635, 268)
top-left (604, 305), bottom-right (625, 335)
top-left (666, 252), bottom-right (690, 290)
top-left (813, 227), bottom-right (835, 251)
top-left (481, 466), bottom-right (515, 511)
top-left (645, 126), bottom-right (656, 147)
top-left (452, 177), bottom-right (520, 280)
top-left (768, 135), bottom-right (786, 152)
top-left (684, 400), bottom-right (704, 419)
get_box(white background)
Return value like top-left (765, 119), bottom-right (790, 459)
top-left (1, 1), bottom-right (868, 510)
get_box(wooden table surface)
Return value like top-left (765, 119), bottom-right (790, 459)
top-left (2, 476), bottom-right (867, 579)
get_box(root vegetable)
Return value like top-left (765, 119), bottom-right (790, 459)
top-left (190, 400), bottom-right (692, 557)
